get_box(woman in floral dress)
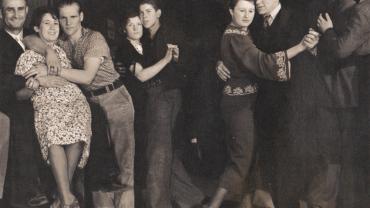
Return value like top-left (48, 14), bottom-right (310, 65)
top-left (15, 7), bottom-right (91, 208)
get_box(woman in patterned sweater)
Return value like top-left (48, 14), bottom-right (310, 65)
top-left (206, 0), bottom-right (319, 207)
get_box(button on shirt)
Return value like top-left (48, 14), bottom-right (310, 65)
top-left (5, 30), bottom-right (25, 51)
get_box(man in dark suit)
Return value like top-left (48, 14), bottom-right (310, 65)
top-left (248, 1), bottom-right (302, 207)
top-left (316, 1), bottom-right (370, 207)
top-left (0, 0), bottom-right (56, 206)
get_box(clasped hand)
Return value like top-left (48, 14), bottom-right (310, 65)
top-left (302, 28), bottom-right (320, 49)
top-left (167, 44), bottom-right (179, 62)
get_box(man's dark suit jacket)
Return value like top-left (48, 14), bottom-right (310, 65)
top-left (0, 29), bottom-right (28, 115)
top-left (249, 6), bottom-right (302, 196)
top-left (251, 6), bottom-right (332, 111)
top-left (250, 6), bottom-right (334, 207)
top-left (318, 0), bottom-right (370, 108)
top-left (0, 29), bottom-right (44, 205)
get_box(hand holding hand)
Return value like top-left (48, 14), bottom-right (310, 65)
top-left (164, 45), bottom-right (175, 63)
top-left (26, 77), bottom-right (40, 90)
top-left (302, 28), bottom-right (320, 49)
top-left (216, 61), bottom-right (230, 81)
top-left (168, 44), bottom-right (179, 62)
top-left (317, 13), bottom-right (333, 33)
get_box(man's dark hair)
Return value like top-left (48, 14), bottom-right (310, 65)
top-left (139, 0), bottom-right (162, 10)
top-left (30, 6), bottom-right (58, 29)
top-left (56, 0), bottom-right (83, 15)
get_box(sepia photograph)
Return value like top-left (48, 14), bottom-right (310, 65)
top-left (0, 0), bottom-right (369, 207)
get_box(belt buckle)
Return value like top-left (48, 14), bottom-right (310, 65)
top-left (105, 83), bottom-right (115, 93)
top-left (105, 85), bottom-right (110, 93)
top-left (88, 91), bottom-right (95, 97)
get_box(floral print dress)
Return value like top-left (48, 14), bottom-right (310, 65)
top-left (15, 44), bottom-right (91, 168)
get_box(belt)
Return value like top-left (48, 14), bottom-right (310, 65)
top-left (86, 79), bottom-right (123, 97)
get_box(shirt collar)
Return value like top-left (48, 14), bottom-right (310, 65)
top-left (268, 3), bottom-right (282, 22)
top-left (60, 27), bottom-right (89, 42)
top-left (5, 29), bottom-right (24, 41)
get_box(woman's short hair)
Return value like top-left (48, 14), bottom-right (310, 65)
top-left (121, 9), bottom-right (140, 29)
top-left (30, 6), bottom-right (58, 29)
top-left (229, 0), bottom-right (254, 10)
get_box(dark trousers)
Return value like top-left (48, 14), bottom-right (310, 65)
top-left (254, 91), bottom-right (287, 194)
top-left (219, 95), bottom-right (256, 199)
top-left (274, 107), bottom-right (356, 208)
top-left (306, 107), bottom-right (365, 208)
top-left (335, 108), bottom-right (367, 208)
top-left (145, 87), bottom-right (203, 208)
top-left (6, 103), bottom-right (51, 206)
top-left (0, 112), bottom-right (10, 199)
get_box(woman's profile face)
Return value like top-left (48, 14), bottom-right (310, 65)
top-left (230, 0), bottom-right (255, 28)
top-left (125, 16), bottom-right (143, 41)
top-left (35, 13), bottom-right (60, 43)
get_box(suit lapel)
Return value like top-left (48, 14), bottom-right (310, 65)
top-left (269, 8), bottom-right (291, 34)
top-left (0, 29), bottom-right (25, 55)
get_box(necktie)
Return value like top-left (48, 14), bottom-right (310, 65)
top-left (15, 36), bottom-right (25, 51)
top-left (263, 15), bottom-right (273, 28)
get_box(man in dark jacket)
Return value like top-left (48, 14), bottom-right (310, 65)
top-left (139, 0), bottom-right (204, 207)
top-left (316, 0), bottom-right (370, 207)
top-left (0, 0), bottom-right (54, 206)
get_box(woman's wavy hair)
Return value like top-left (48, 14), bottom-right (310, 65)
top-left (30, 6), bottom-right (58, 29)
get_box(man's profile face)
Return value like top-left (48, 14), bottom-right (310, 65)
top-left (139, 3), bottom-right (160, 29)
top-left (1, 0), bottom-right (28, 32)
top-left (255, 0), bottom-right (279, 15)
top-left (58, 3), bottom-right (83, 37)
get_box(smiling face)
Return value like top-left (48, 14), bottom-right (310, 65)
top-left (34, 13), bottom-right (60, 43)
top-left (229, 0), bottom-right (255, 28)
top-left (139, 3), bottom-right (160, 30)
top-left (58, 3), bottom-right (83, 40)
top-left (1, 0), bottom-right (28, 33)
top-left (125, 16), bottom-right (143, 41)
